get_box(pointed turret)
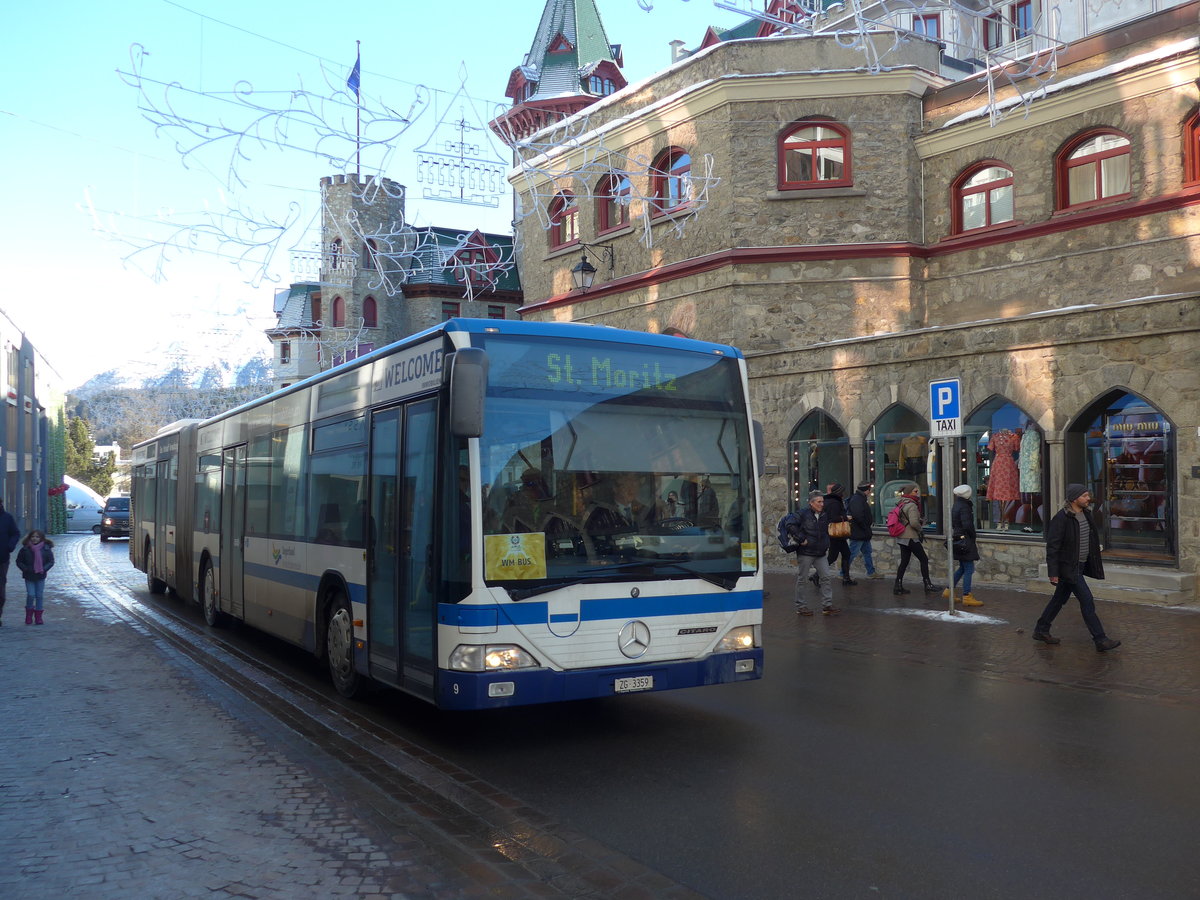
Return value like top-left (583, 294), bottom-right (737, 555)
top-left (490, 0), bottom-right (625, 145)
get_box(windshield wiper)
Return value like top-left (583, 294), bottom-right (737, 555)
top-left (580, 559), bottom-right (739, 590)
top-left (507, 580), bottom-right (585, 601)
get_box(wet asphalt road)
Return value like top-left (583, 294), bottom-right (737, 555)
top-left (90, 537), bottom-right (1200, 899)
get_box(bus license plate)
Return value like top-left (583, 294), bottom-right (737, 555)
top-left (614, 675), bottom-right (654, 693)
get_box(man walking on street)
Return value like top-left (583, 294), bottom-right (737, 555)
top-left (1034, 484), bottom-right (1121, 651)
top-left (845, 481), bottom-right (882, 580)
top-left (789, 490), bottom-right (839, 617)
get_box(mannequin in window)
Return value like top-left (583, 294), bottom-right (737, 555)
top-left (898, 433), bottom-right (927, 478)
top-left (988, 427), bottom-right (1020, 530)
top-left (1017, 420), bottom-right (1043, 532)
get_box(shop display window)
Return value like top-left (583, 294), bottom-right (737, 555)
top-left (787, 410), bottom-right (849, 512)
top-left (1073, 391), bottom-right (1173, 561)
top-left (865, 405), bottom-right (940, 529)
top-left (961, 398), bottom-right (1044, 535)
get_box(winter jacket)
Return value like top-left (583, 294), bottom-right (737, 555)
top-left (896, 496), bottom-right (924, 542)
top-left (1045, 504), bottom-right (1105, 582)
top-left (0, 509), bottom-right (18, 559)
top-left (788, 507), bottom-right (830, 557)
top-left (951, 497), bottom-right (980, 562)
top-left (16, 543), bottom-right (55, 581)
top-left (845, 491), bottom-right (874, 541)
top-left (823, 492), bottom-right (849, 539)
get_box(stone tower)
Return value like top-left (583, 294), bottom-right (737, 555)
top-left (319, 173), bottom-right (408, 353)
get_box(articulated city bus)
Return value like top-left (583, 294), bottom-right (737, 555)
top-left (130, 319), bottom-right (763, 709)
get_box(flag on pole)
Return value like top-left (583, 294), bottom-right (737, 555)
top-left (347, 49), bottom-right (361, 98)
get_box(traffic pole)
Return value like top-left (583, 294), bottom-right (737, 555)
top-left (944, 436), bottom-right (956, 615)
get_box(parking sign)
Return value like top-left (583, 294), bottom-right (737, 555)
top-left (929, 378), bottom-right (962, 437)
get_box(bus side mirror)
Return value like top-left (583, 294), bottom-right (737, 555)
top-left (753, 420), bottom-right (765, 478)
top-left (449, 348), bottom-right (488, 438)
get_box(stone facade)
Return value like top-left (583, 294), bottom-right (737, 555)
top-left (511, 12), bottom-right (1200, 602)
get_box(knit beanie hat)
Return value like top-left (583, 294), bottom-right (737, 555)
top-left (856, 481), bottom-right (872, 492)
top-left (952, 484), bottom-right (972, 499)
top-left (1066, 483), bottom-right (1088, 503)
top-left (828, 483), bottom-right (845, 497)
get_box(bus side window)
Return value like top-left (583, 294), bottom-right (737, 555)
top-left (315, 503), bottom-right (342, 544)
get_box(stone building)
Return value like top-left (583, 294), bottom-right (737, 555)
top-left (499, 2), bottom-right (1200, 603)
top-left (266, 174), bottom-right (521, 390)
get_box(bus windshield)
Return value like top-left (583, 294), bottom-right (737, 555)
top-left (478, 334), bottom-right (757, 592)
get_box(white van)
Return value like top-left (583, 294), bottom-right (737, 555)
top-left (65, 475), bottom-right (105, 533)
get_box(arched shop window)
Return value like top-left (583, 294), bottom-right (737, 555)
top-left (1067, 391), bottom-right (1174, 563)
top-left (787, 411), bottom-right (849, 512)
top-left (865, 405), bottom-right (940, 529)
top-left (961, 397), bottom-right (1045, 535)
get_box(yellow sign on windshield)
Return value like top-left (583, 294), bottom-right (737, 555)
top-left (484, 533), bottom-right (548, 581)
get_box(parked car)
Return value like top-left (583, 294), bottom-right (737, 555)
top-left (100, 496), bottom-right (131, 542)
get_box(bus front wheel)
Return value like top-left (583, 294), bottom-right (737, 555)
top-left (201, 561), bottom-right (224, 628)
top-left (326, 591), bottom-right (362, 698)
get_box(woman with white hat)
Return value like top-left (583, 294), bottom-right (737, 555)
top-left (946, 484), bottom-right (983, 607)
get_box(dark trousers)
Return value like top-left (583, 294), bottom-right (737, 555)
top-left (896, 541), bottom-right (930, 582)
top-left (1036, 564), bottom-right (1107, 642)
top-left (827, 538), bottom-right (851, 577)
top-left (0, 553), bottom-right (8, 611)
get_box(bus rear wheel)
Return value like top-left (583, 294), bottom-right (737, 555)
top-left (326, 591), bottom-right (362, 698)
top-left (146, 542), bottom-right (167, 595)
top-left (201, 561), bottom-right (224, 628)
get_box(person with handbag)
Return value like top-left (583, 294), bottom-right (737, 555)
top-left (823, 483), bottom-right (856, 585)
top-left (944, 484), bottom-right (983, 607)
top-left (787, 491), bottom-right (839, 617)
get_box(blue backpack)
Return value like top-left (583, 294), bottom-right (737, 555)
top-left (776, 511), bottom-right (801, 552)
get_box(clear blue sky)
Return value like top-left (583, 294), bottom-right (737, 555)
top-left (2, 0), bottom-right (743, 387)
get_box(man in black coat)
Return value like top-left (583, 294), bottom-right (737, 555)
top-left (0, 498), bottom-right (19, 626)
top-left (1033, 484), bottom-right (1120, 651)
top-left (845, 481), bottom-right (882, 580)
top-left (787, 490), bottom-right (838, 617)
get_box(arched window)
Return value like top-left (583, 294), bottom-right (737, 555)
top-left (1057, 130), bottom-right (1131, 210)
top-left (1185, 108), bottom-right (1200, 185)
top-left (548, 191), bottom-right (579, 248)
top-left (362, 239), bottom-right (378, 270)
top-left (961, 397), bottom-right (1044, 535)
top-left (362, 296), bottom-right (377, 328)
top-left (787, 411), bottom-right (849, 512)
top-left (952, 162), bottom-right (1014, 233)
top-left (597, 174), bottom-right (631, 232)
top-left (331, 296), bottom-right (345, 328)
top-left (1068, 390), bottom-right (1175, 562)
top-left (865, 405), bottom-right (940, 528)
top-left (778, 119), bottom-right (851, 189)
top-left (651, 147), bottom-right (691, 215)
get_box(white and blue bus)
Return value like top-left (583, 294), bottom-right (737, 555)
top-left (131, 320), bottom-right (763, 709)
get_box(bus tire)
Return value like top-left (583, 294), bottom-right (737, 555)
top-left (201, 560), bottom-right (225, 628)
top-left (146, 542), bottom-right (167, 595)
top-left (326, 590), bottom-right (362, 698)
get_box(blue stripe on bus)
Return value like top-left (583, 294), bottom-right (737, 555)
top-left (243, 562), bottom-right (367, 605)
top-left (439, 591), bottom-right (759, 628)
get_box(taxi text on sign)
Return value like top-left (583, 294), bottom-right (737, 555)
top-left (929, 378), bottom-right (963, 438)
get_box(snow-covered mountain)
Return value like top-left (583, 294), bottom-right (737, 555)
top-left (72, 332), bottom-right (273, 395)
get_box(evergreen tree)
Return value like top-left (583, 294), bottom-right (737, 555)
top-left (65, 415), bottom-right (117, 497)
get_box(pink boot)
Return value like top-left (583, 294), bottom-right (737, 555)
top-left (25, 608), bottom-right (33, 625)
top-left (34, 610), bottom-right (44, 625)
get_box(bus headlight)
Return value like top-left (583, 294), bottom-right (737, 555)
top-left (449, 644), bottom-right (541, 671)
top-left (716, 626), bottom-right (758, 652)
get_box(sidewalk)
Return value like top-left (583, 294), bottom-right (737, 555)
top-left (0, 538), bottom-right (530, 900)
top-left (766, 563), bottom-right (1200, 705)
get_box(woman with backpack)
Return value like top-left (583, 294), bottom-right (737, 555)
top-left (891, 485), bottom-right (940, 596)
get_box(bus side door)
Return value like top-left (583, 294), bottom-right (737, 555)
top-left (367, 399), bottom-right (438, 696)
top-left (220, 445), bottom-right (247, 620)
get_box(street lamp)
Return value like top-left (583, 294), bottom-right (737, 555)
top-left (570, 243), bottom-right (615, 291)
